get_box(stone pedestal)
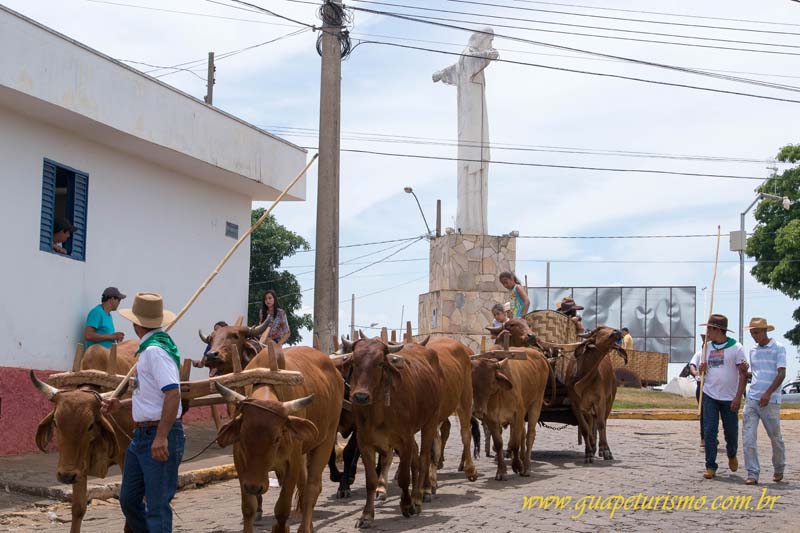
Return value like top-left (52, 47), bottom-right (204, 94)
top-left (418, 234), bottom-right (516, 353)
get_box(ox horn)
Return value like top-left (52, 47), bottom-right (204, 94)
top-left (486, 326), bottom-right (503, 336)
top-left (418, 335), bottom-right (430, 346)
top-left (538, 340), bottom-right (586, 352)
top-left (384, 342), bottom-right (404, 354)
top-left (214, 382), bottom-right (246, 403)
top-left (283, 394), bottom-right (314, 413)
top-left (199, 329), bottom-right (211, 344)
top-left (248, 319), bottom-right (270, 338)
top-left (358, 329), bottom-right (368, 340)
top-left (29, 370), bottom-right (60, 401)
top-left (340, 336), bottom-right (355, 354)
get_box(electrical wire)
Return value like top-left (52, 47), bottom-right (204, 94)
top-left (503, 0), bottom-right (800, 28)
top-left (351, 39), bottom-right (800, 104)
top-left (348, 0), bottom-right (800, 52)
top-left (265, 125), bottom-right (783, 165)
top-left (445, 0), bottom-right (800, 35)
top-left (300, 145), bottom-right (774, 181)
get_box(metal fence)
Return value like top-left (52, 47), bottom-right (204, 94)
top-left (528, 286), bottom-right (696, 363)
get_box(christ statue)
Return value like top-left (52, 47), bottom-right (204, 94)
top-left (432, 27), bottom-right (498, 235)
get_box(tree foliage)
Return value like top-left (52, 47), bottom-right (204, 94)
top-left (248, 209), bottom-right (312, 345)
top-left (746, 144), bottom-right (800, 346)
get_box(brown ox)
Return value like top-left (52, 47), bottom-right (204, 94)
top-left (199, 319), bottom-right (271, 376)
top-left (423, 337), bottom-right (478, 493)
top-left (470, 341), bottom-right (549, 480)
top-left (214, 346), bottom-right (344, 533)
top-left (560, 326), bottom-right (624, 463)
top-left (344, 337), bottom-right (442, 528)
top-left (30, 340), bottom-right (138, 533)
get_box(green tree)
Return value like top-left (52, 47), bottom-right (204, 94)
top-left (248, 208), bottom-right (313, 345)
top-left (746, 144), bottom-right (800, 346)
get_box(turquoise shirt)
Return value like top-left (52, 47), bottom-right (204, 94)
top-left (85, 304), bottom-right (115, 348)
top-left (511, 286), bottom-right (526, 318)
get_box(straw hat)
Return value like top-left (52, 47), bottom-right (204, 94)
top-left (119, 292), bottom-right (177, 329)
top-left (557, 297), bottom-right (584, 313)
top-left (744, 317), bottom-right (775, 332)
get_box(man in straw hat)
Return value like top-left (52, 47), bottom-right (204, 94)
top-left (101, 292), bottom-right (185, 532)
top-left (741, 317), bottom-right (786, 485)
top-left (690, 313), bottom-right (747, 480)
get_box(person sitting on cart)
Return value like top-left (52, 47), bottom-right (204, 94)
top-left (489, 303), bottom-right (509, 339)
top-left (556, 297), bottom-right (585, 333)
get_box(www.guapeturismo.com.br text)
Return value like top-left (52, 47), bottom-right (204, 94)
top-left (522, 488), bottom-right (781, 519)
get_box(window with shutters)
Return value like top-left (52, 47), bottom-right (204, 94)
top-left (39, 159), bottom-right (89, 261)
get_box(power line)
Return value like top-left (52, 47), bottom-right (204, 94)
top-left (445, 0), bottom-right (800, 35)
top-left (497, 0), bottom-right (800, 27)
top-left (266, 125), bottom-right (782, 165)
top-left (300, 145), bottom-right (773, 181)
top-left (225, 0), bottom-right (316, 28)
top-left (348, 0), bottom-right (800, 52)
top-left (294, 235), bottom-right (423, 252)
top-left (352, 39), bottom-right (800, 104)
top-left (346, 7), bottom-right (800, 101)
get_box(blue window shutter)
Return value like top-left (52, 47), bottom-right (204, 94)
top-left (39, 160), bottom-right (56, 252)
top-left (71, 172), bottom-right (89, 261)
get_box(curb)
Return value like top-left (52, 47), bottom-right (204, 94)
top-left (610, 410), bottom-right (800, 421)
top-left (1, 464), bottom-right (239, 503)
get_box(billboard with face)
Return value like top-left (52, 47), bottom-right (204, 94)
top-left (528, 286), bottom-right (696, 363)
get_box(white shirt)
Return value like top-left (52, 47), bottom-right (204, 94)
top-left (690, 338), bottom-right (746, 401)
top-left (132, 329), bottom-right (182, 423)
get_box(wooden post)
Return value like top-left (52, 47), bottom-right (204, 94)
top-left (231, 345), bottom-right (242, 374)
top-left (107, 344), bottom-right (117, 375)
top-left (502, 331), bottom-right (510, 351)
top-left (480, 336), bottom-right (487, 353)
top-left (350, 293), bottom-right (356, 342)
top-left (180, 359), bottom-right (192, 382)
top-left (406, 321), bottom-right (413, 343)
top-left (332, 335), bottom-right (340, 353)
top-left (266, 341), bottom-right (279, 372)
top-left (72, 343), bottom-right (85, 372)
top-left (210, 404), bottom-right (223, 432)
top-left (390, 330), bottom-right (397, 343)
top-left (436, 199), bottom-right (441, 237)
top-left (381, 327), bottom-right (388, 343)
top-left (204, 51), bottom-right (215, 105)
top-left (259, 327), bottom-right (271, 345)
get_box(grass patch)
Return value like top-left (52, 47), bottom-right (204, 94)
top-left (613, 388), bottom-right (800, 410)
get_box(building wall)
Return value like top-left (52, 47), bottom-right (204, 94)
top-left (0, 106), bottom-right (253, 454)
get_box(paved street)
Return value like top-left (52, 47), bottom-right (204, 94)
top-left (1, 418), bottom-right (797, 532)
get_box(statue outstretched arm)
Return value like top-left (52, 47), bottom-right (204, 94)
top-left (432, 63), bottom-right (458, 85)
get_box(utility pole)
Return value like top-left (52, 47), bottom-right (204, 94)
top-left (204, 52), bottom-right (215, 105)
top-left (314, 0), bottom-right (343, 354)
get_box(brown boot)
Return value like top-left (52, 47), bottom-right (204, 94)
top-left (703, 469), bottom-right (715, 479)
top-left (729, 456), bottom-right (738, 472)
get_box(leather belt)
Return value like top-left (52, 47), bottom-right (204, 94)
top-left (134, 420), bottom-right (161, 429)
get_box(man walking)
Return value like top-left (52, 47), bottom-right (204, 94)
top-left (84, 287), bottom-right (127, 348)
top-left (102, 293), bottom-right (184, 532)
top-left (690, 314), bottom-right (747, 479)
top-left (742, 317), bottom-right (786, 485)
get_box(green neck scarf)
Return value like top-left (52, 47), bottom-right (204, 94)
top-left (136, 331), bottom-right (180, 369)
top-left (711, 337), bottom-right (736, 351)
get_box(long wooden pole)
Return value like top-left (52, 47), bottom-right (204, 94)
top-left (110, 155), bottom-right (318, 398)
top-left (697, 225), bottom-right (722, 415)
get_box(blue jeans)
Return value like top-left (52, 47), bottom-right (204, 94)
top-left (742, 398), bottom-right (785, 481)
top-left (120, 422), bottom-right (185, 532)
top-left (702, 393), bottom-right (738, 472)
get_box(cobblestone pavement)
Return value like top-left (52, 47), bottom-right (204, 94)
top-left (2, 419), bottom-right (797, 532)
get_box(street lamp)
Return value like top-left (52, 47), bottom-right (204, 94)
top-left (731, 192), bottom-right (792, 342)
top-left (403, 186), bottom-right (432, 236)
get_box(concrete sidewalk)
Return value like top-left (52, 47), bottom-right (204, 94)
top-left (0, 420), bottom-right (238, 502)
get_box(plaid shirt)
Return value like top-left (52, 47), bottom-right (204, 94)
top-left (259, 308), bottom-right (290, 342)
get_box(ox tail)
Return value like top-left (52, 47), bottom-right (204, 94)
top-left (542, 364), bottom-right (557, 408)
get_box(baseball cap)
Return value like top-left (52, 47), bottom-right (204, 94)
top-left (102, 287), bottom-right (127, 300)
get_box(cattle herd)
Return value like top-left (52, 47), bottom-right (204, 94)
top-left (29, 318), bottom-right (626, 532)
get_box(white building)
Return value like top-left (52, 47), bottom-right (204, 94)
top-left (0, 6), bottom-right (307, 454)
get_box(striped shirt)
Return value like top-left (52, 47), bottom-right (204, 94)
top-left (747, 339), bottom-right (787, 404)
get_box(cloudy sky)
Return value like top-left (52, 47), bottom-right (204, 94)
top-left (8, 0), bottom-right (800, 381)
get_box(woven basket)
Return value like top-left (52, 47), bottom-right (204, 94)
top-left (611, 349), bottom-right (668, 386)
top-left (524, 310), bottom-right (579, 344)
